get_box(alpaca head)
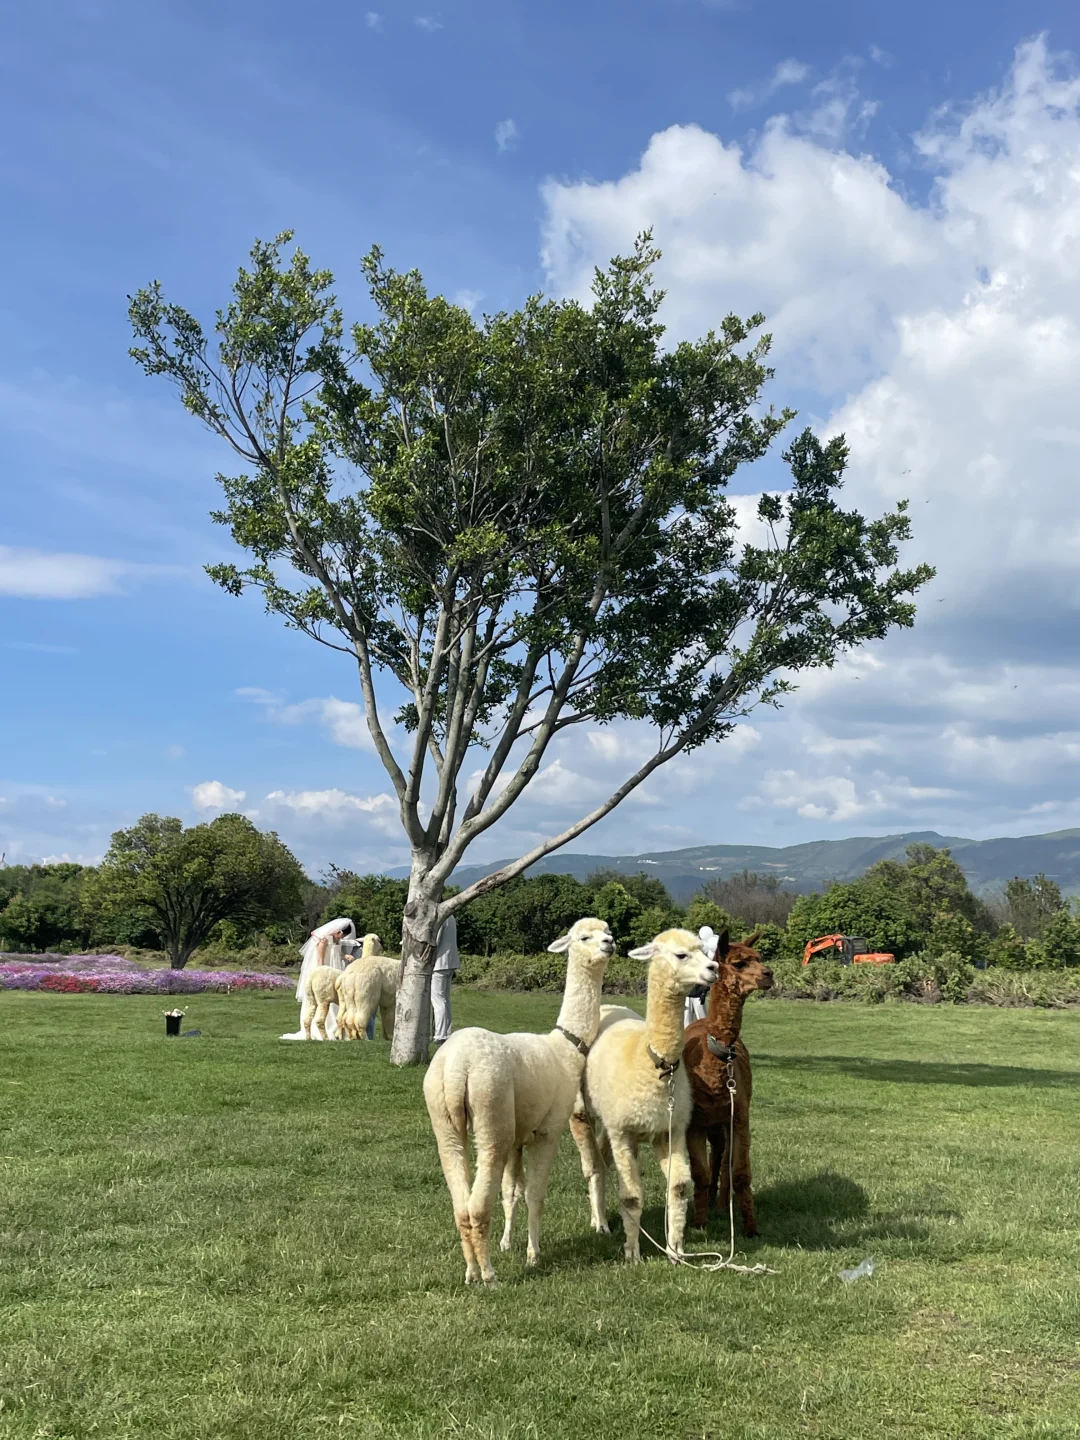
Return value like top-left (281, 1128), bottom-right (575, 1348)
top-left (713, 928), bottom-right (773, 997)
top-left (548, 916), bottom-right (615, 975)
top-left (360, 933), bottom-right (383, 958)
top-left (628, 928), bottom-right (719, 996)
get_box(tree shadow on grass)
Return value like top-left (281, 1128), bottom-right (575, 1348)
top-left (756, 1053), bottom-right (1080, 1089)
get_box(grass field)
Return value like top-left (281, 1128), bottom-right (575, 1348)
top-left (3, 992), bottom-right (1080, 1440)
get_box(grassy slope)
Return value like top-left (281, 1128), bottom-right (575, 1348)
top-left (2, 993), bottom-right (1080, 1440)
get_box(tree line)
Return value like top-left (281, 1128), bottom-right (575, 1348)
top-left (3, 816), bottom-right (1078, 971)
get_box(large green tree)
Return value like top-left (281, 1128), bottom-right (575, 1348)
top-left (83, 814), bottom-right (306, 969)
top-left (0, 863), bottom-right (92, 953)
top-left (129, 233), bottom-right (932, 1062)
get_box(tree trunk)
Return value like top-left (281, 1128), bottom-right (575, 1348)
top-left (390, 860), bottom-right (441, 1066)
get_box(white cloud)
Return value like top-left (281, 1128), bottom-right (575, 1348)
top-left (235, 688), bottom-right (389, 753)
top-left (453, 288), bottom-right (483, 314)
top-left (191, 780), bottom-right (246, 811)
top-left (365, 10), bottom-right (382, 27)
top-left (414, 15), bottom-right (442, 31)
top-left (531, 37), bottom-right (1080, 850)
top-left (495, 118), bottom-right (518, 154)
top-left (44, 796), bottom-right (66, 809)
top-left (728, 58), bottom-right (810, 111)
top-left (166, 745), bottom-right (185, 760)
top-left (0, 546), bottom-right (164, 600)
top-left (264, 788), bottom-right (399, 835)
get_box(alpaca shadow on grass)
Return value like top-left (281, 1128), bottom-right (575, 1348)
top-left (756, 1053), bottom-right (1080, 1089)
top-left (745, 1169), bottom-right (932, 1252)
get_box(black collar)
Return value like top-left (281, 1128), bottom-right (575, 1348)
top-left (556, 1025), bottom-right (590, 1058)
top-left (706, 1035), bottom-right (737, 1064)
top-left (647, 1043), bottom-right (680, 1078)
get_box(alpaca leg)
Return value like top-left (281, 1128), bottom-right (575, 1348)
top-left (300, 996), bottom-right (315, 1040)
top-left (730, 1115), bottom-right (758, 1238)
top-left (569, 1111), bottom-right (609, 1234)
top-left (313, 1000), bottom-right (331, 1041)
top-left (466, 1146), bottom-right (507, 1286)
top-left (709, 1125), bottom-right (728, 1213)
top-left (607, 1133), bottom-right (645, 1263)
top-left (354, 999), bottom-right (375, 1040)
top-left (523, 1133), bottom-right (560, 1267)
top-left (431, 1128), bottom-right (480, 1285)
top-left (379, 995), bottom-right (395, 1041)
top-left (687, 1128), bottom-right (711, 1229)
top-left (500, 1147), bottom-right (525, 1251)
top-left (654, 1132), bottom-right (692, 1260)
top-left (326, 1001), bottom-right (340, 1040)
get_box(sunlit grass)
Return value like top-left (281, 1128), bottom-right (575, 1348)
top-left (2, 991), bottom-right (1080, 1438)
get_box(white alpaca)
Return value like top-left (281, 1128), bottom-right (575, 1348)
top-left (569, 928), bottom-right (718, 1263)
top-left (300, 965), bottom-right (343, 1041)
top-left (423, 916), bottom-right (615, 1286)
top-left (337, 933), bottom-right (399, 1041)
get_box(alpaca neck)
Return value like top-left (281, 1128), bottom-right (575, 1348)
top-left (706, 982), bottom-right (747, 1049)
top-left (555, 949), bottom-right (604, 1046)
top-left (643, 964), bottom-right (687, 1066)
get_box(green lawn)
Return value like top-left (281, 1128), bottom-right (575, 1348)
top-left (2, 992), bottom-right (1080, 1439)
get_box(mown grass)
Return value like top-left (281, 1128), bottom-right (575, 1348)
top-left (2, 992), bottom-right (1080, 1439)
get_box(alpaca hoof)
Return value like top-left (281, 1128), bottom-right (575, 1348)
top-left (482, 1275), bottom-right (499, 1287)
top-left (499, 1237), bottom-right (512, 1253)
top-left (744, 1224), bottom-right (759, 1239)
top-left (594, 1221), bottom-right (611, 1235)
top-left (623, 1250), bottom-right (641, 1265)
top-left (526, 1251), bottom-right (538, 1268)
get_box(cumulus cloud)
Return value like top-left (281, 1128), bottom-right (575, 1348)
top-left (535, 37), bottom-right (1080, 845)
top-left (191, 780), bottom-right (246, 811)
top-left (494, 118), bottom-right (518, 153)
top-left (365, 10), bottom-right (381, 27)
top-left (264, 788), bottom-right (399, 835)
top-left (414, 15), bottom-right (442, 31)
top-left (236, 688), bottom-right (390, 753)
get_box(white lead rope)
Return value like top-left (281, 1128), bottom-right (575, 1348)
top-left (637, 1060), bottom-right (777, 1277)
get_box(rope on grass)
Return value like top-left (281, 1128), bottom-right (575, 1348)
top-left (636, 1061), bottom-right (777, 1277)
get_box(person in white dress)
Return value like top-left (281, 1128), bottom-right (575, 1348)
top-left (431, 914), bottom-right (459, 1044)
top-left (684, 924), bottom-right (719, 1027)
top-left (280, 917), bottom-right (356, 1040)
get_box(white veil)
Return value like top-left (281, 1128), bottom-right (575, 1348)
top-left (296, 917), bottom-right (356, 1000)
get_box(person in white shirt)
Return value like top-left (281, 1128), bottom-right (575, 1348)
top-left (431, 914), bottom-right (459, 1044)
top-left (684, 925), bottom-right (719, 1027)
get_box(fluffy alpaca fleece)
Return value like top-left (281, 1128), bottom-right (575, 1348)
top-left (569, 928), bottom-right (719, 1263)
top-left (337, 934), bottom-right (399, 1040)
top-left (423, 917), bottom-right (615, 1286)
top-left (301, 965), bottom-right (344, 1041)
top-left (682, 929), bottom-right (772, 1234)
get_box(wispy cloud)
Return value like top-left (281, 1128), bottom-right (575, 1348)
top-left (365, 10), bottom-right (382, 28)
top-left (452, 289), bottom-right (483, 314)
top-left (0, 546), bottom-right (173, 600)
top-left (414, 15), bottom-right (443, 31)
top-left (494, 118), bottom-right (518, 153)
top-left (728, 58), bottom-right (810, 111)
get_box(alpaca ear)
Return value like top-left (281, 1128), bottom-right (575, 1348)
top-left (547, 934), bottom-right (572, 953)
top-left (717, 928), bottom-right (730, 959)
top-left (628, 943), bottom-right (657, 961)
top-left (744, 929), bottom-right (763, 947)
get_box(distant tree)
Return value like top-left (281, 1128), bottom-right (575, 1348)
top-left (462, 873), bottom-right (598, 955)
top-left (0, 863), bottom-right (92, 953)
top-left (130, 232), bottom-right (932, 1062)
top-left (787, 881), bottom-right (922, 959)
top-left (83, 814), bottom-right (306, 969)
top-left (684, 897), bottom-right (737, 939)
top-left (699, 869), bottom-right (798, 928)
top-left (1025, 907), bottom-right (1080, 968)
top-left (1003, 873), bottom-right (1065, 941)
top-left (323, 872), bottom-right (411, 949)
top-left (586, 869), bottom-right (674, 911)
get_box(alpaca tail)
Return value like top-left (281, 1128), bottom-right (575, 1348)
top-left (423, 1044), bottom-right (472, 1195)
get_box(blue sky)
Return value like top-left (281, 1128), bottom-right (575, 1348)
top-left (4, 0), bottom-right (1080, 877)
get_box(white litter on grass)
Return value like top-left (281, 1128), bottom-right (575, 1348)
top-left (839, 1256), bottom-right (875, 1283)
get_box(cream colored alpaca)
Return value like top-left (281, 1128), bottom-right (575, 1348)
top-left (300, 965), bottom-right (343, 1041)
top-left (423, 916), bottom-right (615, 1286)
top-left (569, 928), bottom-right (719, 1263)
top-left (337, 934), bottom-right (399, 1041)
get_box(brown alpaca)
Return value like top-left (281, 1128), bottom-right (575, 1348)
top-left (682, 929), bottom-right (772, 1235)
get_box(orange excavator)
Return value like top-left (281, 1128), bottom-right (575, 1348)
top-left (802, 934), bottom-right (895, 966)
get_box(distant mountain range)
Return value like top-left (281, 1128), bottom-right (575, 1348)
top-left (391, 829), bottom-right (1080, 902)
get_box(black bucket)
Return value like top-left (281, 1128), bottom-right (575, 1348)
top-left (165, 1013), bottom-right (182, 1037)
